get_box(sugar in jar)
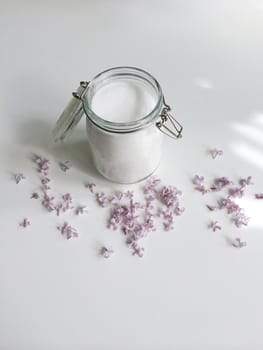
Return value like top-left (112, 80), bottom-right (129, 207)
top-left (53, 67), bottom-right (182, 183)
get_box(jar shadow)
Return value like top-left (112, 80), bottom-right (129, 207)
top-left (17, 118), bottom-right (103, 180)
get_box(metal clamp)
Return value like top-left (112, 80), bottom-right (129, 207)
top-left (156, 101), bottom-right (183, 139)
top-left (72, 81), bottom-right (89, 101)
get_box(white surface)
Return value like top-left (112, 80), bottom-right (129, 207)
top-left (1, 1), bottom-right (263, 349)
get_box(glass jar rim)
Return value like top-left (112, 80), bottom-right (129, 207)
top-left (82, 66), bottom-right (164, 133)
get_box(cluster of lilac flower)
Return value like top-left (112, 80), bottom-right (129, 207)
top-left (57, 222), bottom-right (79, 239)
top-left (33, 155), bottom-right (75, 216)
top-left (193, 174), bottom-right (253, 247)
top-left (96, 177), bottom-right (184, 257)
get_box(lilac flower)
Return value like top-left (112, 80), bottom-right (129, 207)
top-left (211, 177), bottom-right (233, 192)
top-left (96, 192), bottom-right (109, 207)
top-left (209, 221), bottom-right (221, 232)
top-left (174, 206), bottom-right (185, 216)
top-left (142, 214), bottom-right (156, 233)
top-left (144, 176), bottom-right (161, 194)
top-left (14, 173), bottom-right (26, 184)
top-left (55, 193), bottom-right (74, 216)
top-left (101, 246), bottom-right (114, 258)
top-left (110, 191), bottom-right (124, 204)
top-left (76, 206), bottom-right (88, 215)
top-left (159, 186), bottom-right (182, 208)
top-left (59, 160), bottom-right (71, 172)
top-left (240, 176), bottom-right (253, 187)
top-left (85, 182), bottom-right (96, 193)
top-left (193, 175), bottom-right (205, 186)
top-left (231, 237), bottom-right (247, 248)
top-left (210, 148), bottom-right (223, 159)
top-left (34, 155), bottom-right (50, 176)
top-left (57, 222), bottom-right (79, 239)
top-left (206, 204), bottom-right (217, 211)
top-left (20, 218), bottom-right (30, 228)
top-left (124, 190), bottom-right (134, 199)
top-left (145, 197), bottom-right (155, 214)
top-left (193, 175), bottom-right (209, 194)
top-left (31, 192), bottom-right (39, 199)
top-left (131, 242), bottom-right (145, 257)
top-left (232, 211), bottom-right (250, 228)
top-left (228, 186), bottom-right (244, 198)
top-left (159, 208), bottom-right (174, 231)
top-left (255, 193), bottom-right (263, 199)
top-left (218, 198), bottom-right (241, 214)
top-left (42, 192), bottom-right (55, 212)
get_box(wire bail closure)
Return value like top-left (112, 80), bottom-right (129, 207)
top-left (55, 80), bottom-right (183, 141)
top-left (156, 101), bottom-right (183, 139)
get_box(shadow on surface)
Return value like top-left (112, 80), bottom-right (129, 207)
top-left (17, 118), bottom-right (102, 180)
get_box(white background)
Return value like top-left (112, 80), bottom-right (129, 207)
top-left (1, 1), bottom-right (263, 349)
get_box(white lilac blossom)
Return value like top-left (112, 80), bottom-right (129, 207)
top-left (210, 148), bottom-right (223, 159)
top-left (20, 218), bottom-right (30, 228)
top-left (59, 160), bottom-right (71, 172)
top-left (209, 221), bottom-right (221, 232)
top-left (57, 222), bottom-right (79, 239)
top-left (255, 193), bottom-right (263, 199)
top-left (31, 192), bottom-right (39, 199)
top-left (76, 206), bottom-right (88, 215)
top-left (85, 182), bottom-right (96, 193)
top-left (101, 246), bottom-right (114, 258)
top-left (14, 173), bottom-right (26, 184)
top-left (231, 237), bottom-right (247, 248)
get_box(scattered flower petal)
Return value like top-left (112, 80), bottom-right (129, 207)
top-left (131, 242), bottom-right (145, 257)
top-left (76, 205), bottom-right (88, 215)
top-left (228, 186), bottom-right (244, 198)
top-left (240, 176), bottom-right (253, 187)
top-left (206, 204), bottom-right (217, 211)
top-left (96, 192), bottom-right (109, 207)
top-left (101, 246), bottom-right (114, 258)
top-left (59, 160), bottom-right (72, 172)
top-left (85, 182), bottom-right (96, 193)
top-left (14, 173), bottom-right (26, 184)
top-left (210, 148), bottom-right (223, 159)
top-left (193, 175), bottom-right (209, 194)
top-left (31, 192), bottom-right (39, 199)
top-left (231, 237), bottom-right (247, 248)
top-left (57, 222), bottom-right (79, 239)
top-left (19, 218), bottom-right (30, 228)
top-left (209, 221), bottom-right (221, 232)
top-left (144, 176), bottom-right (161, 194)
top-left (255, 193), bottom-right (263, 199)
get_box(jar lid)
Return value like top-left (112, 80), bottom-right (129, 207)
top-left (53, 81), bottom-right (89, 142)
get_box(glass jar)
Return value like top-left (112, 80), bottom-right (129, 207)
top-left (53, 67), bottom-right (182, 184)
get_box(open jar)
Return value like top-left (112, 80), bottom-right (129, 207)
top-left (53, 67), bottom-right (182, 183)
